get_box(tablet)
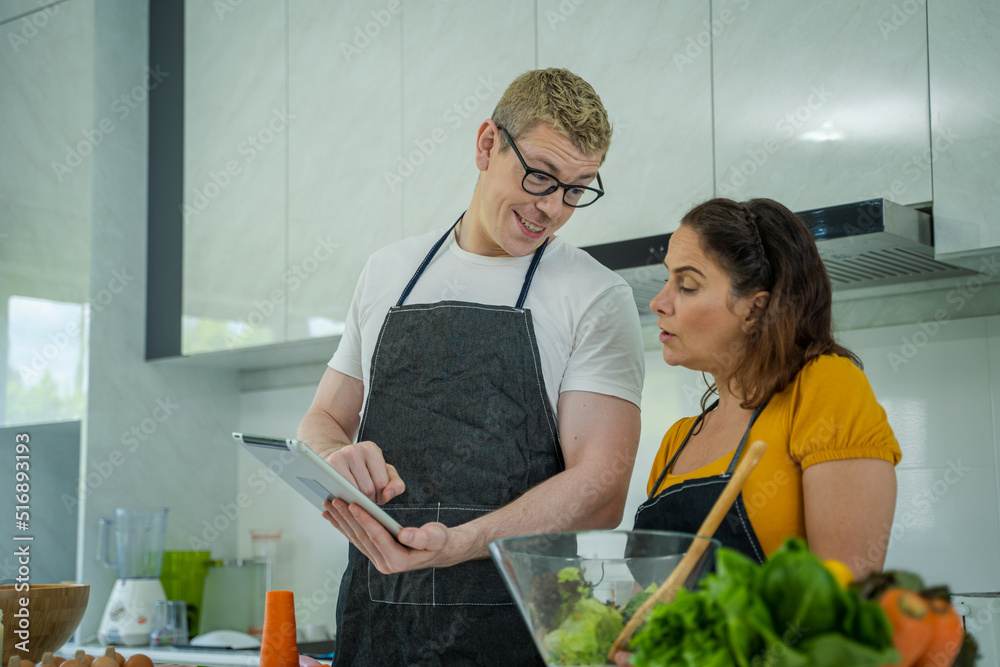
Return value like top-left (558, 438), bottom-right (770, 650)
top-left (232, 432), bottom-right (406, 541)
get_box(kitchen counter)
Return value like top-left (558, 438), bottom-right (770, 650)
top-left (58, 642), bottom-right (262, 667)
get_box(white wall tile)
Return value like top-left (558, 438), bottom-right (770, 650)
top-left (886, 466), bottom-right (1000, 592)
top-left (538, 0), bottom-right (714, 247)
top-left (841, 317), bottom-right (996, 469)
top-left (712, 0), bottom-right (932, 211)
top-left (928, 0), bottom-right (1000, 255)
top-left (286, 0), bottom-right (405, 342)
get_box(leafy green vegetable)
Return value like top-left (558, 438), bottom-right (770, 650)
top-left (526, 566), bottom-right (592, 629)
top-left (620, 583), bottom-right (657, 624)
top-left (759, 538), bottom-right (845, 643)
top-left (630, 538), bottom-right (900, 667)
top-left (543, 596), bottom-right (623, 665)
top-left (630, 589), bottom-right (738, 667)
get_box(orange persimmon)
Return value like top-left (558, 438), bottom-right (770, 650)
top-left (879, 588), bottom-right (934, 667)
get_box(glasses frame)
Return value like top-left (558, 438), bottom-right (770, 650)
top-left (498, 126), bottom-right (604, 208)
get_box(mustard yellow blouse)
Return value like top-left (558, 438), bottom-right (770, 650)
top-left (646, 355), bottom-right (902, 557)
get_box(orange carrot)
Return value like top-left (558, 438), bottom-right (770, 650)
top-left (260, 590), bottom-right (299, 667)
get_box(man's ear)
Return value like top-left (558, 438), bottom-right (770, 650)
top-left (475, 121), bottom-right (500, 172)
top-left (744, 291), bottom-right (771, 329)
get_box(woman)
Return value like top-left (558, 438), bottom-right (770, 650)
top-left (633, 197), bottom-right (900, 576)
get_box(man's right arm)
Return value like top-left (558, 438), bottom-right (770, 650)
top-left (297, 367), bottom-right (405, 504)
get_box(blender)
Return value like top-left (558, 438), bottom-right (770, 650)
top-left (96, 508), bottom-right (169, 645)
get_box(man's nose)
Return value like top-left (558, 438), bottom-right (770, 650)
top-left (535, 189), bottom-right (564, 219)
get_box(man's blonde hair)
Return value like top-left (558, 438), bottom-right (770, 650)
top-left (491, 68), bottom-right (612, 162)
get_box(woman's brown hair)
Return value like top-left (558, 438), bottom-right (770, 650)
top-left (681, 197), bottom-right (860, 411)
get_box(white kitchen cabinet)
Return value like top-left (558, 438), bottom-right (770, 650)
top-left (927, 0), bottom-right (1000, 256)
top-left (537, 0), bottom-right (715, 247)
top-left (285, 0), bottom-right (406, 343)
top-left (398, 1), bottom-right (535, 240)
top-left (182, 0), bottom-right (288, 354)
top-left (711, 0), bottom-right (932, 212)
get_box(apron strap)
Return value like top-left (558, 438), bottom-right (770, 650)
top-left (723, 398), bottom-right (770, 475)
top-left (396, 211), bottom-right (550, 309)
top-left (648, 397), bottom-right (770, 497)
top-left (515, 237), bottom-right (548, 309)
top-left (396, 213), bottom-right (464, 308)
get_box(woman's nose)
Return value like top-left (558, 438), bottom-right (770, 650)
top-left (649, 282), bottom-right (671, 315)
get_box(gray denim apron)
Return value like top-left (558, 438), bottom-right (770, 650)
top-left (334, 216), bottom-right (562, 666)
top-left (633, 400), bottom-right (768, 564)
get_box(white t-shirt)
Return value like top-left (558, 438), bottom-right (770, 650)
top-left (329, 228), bottom-right (645, 420)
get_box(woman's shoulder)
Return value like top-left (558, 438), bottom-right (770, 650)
top-left (794, 354), bottom-right (869, 390)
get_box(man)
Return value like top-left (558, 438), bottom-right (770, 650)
top-left (298, 68), bottom-right (644, 666)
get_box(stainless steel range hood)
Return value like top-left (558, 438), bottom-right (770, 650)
top-left (581, 198), bottom-right (973, 319)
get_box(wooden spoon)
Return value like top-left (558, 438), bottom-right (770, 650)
top-left (608, 439), bottom-right (768, 660)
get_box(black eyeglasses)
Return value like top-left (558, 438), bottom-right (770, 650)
top-left (498, 126), bottom-right (604, 208)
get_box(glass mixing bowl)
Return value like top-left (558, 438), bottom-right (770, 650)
top-left (489, 530), bottom-right (720, 666)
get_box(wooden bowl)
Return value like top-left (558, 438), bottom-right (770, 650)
top-left (1, 584), bottom-right (90, 663)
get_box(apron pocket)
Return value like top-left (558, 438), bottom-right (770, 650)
top-left (367, 504), bottom-right (515, 607)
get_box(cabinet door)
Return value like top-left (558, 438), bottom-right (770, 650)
top-left (928, 0), bottom-right (1000, 256)
top-left (398, 1), bottom-right (536, 240)
top-left (538, 0), bottom-right (715, 246)
top-left (712, 0), bottom-right (932, 212)
top-left (285, 0), bottom-right (406, 343)
top-left (182, 0), bottom-right (287, 354)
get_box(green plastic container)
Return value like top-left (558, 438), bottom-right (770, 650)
top-left (160, 550), bottom-right (211, 638)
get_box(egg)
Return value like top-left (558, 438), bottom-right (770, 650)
top-left (122, 655), bottom-right (153, 667)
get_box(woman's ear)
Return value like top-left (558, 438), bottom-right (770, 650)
top-left (475, 121), bottom-right (500, 172)
top-left (744, 291), bottom-right (771, 330)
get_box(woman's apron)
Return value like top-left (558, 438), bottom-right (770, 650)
top-left (633, 401), bottom-right (768, 564)
top-left (334, 216), bottom-right (562, 666)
